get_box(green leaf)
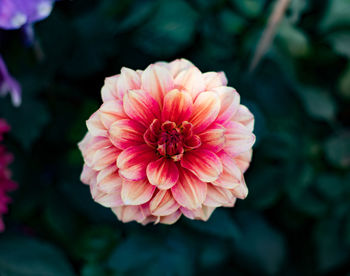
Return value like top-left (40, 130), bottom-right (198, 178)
top-left (338, 62), bottom-right (350, 99)
top-left (186, 209), bottom-right (241, 240)
top-left (315, 173), bottom-right (344, 201)
top-left (219, 10), bottom-right (247, 35)
top-left (133, 0), bottom-right (198, 57)
top-left (320, 0), bottom-right (350, 31)
top-left (298, 86), bottom-right (337, 121)
top-left (231, 0), bottom-right (266, 18)
top-left (325, 131), bottom-right (350, 169)
top-left (327, 31), bottom-right (350, 58)
top-left (0, 235), bottom-right (74, 276)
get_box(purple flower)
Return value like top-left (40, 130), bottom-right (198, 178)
top-left (0, 0), bottom-right (56, 30)
top-left (0, 55), bottom-right (21, 106)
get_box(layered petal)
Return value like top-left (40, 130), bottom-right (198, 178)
top-left (204, 184), bottom-right (235, 207)
top-left (159, 209), bottom-right (182, 224)
top-left (224, 121), bottom-right (256, 157)
top-left (123, 90), bottom-right (161, 127)
top-left (117, 145), bottom-right (157, 181)
top-left (202, 72), bottom-right (227, 90)
top-left (101, 75), bottom-right (119, 102)
top-left (150, 190), bottom-right (179, 216)
top-left (141, 65), bottom-right (174, 105)
top-left (181, 205), bottom-right (215, 221)
top-left (121, 179), bottom-right (155, 205)
top-left (231, 176), bottom-right (249, 199)
top-left (109, 119), bottom-right (145, 150)
top-left (162, 89), bottom-right (193, 125)
top-left (213, 151), bottom-right (242, 189)
top-left (146, 158), bottom-right (179, 190)
top-left (181, 149), bottom-right (223, 182)
top-left (86, 111), bottom-right (107, 137)
top-left (112, 205), bottom-right (148, 223)
top-left (167, 58), bottom-right (194, 78)
top-left (171, 167), bottom-right (207, 209)
top-left (174, 66), bottom-right (205, 99)
top-left (199, 123), bottom-right (225, 152)
top-left (80, 165), bottom-right (97, 185)
top-left (99, 100), bottom-right (127, 129)
top-left (91, 145), bottom-right (120, 171)
top-left (213, 86), bottom-right (240, 125)
top-left (116, 67), bottom-right (141, 99)
top-left (96, 165), bottom-right (120, 193)
top-left (231, 104), bottom-right (255, 132)
top-left (234, 150), bottom-right (253, 173)
top-left (190, 91), bottom-right (220, 133)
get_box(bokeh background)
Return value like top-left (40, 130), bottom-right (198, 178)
top-left (1, 0), bottom-right (350, 275)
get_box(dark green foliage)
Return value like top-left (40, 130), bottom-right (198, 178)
top-left (0, 0), bottom-right (349, 275)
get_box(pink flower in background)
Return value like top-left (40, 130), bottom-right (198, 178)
top-left (79, 59), bottom-right (255, 225)
top-left (0, 119), bottom-right (17, 231)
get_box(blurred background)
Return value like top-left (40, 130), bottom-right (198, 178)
top-left (0, 0), bottom-right (350, 275)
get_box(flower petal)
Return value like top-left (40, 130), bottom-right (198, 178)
top-left (116, 67), bottom-right (141, 99)
top-left (212, 86), bottom-right (240, 125)
top-left (224, 121), bottom-right (255, 157)
top-left (121, 179), bottom-right (155, 205)
top-left (123, 90), bottom-right (161, 127)
top-left (167, 58), bottom-right (194, 78)
top-left (150, 190), bottom-right (179, 216)
top-left (80, 165), bottom-right (97, 185)
top-left (117, 145), bottom-right (157, 181)
top-left (181, 149), bottom-right (223, 182)
top-left (99, 100), bottom-right (127, 129)
top-left (96, 165), bottom-right (120, 193)
top-left (231, 104), bottom-right (254, 132)
top-left (204, 184), bottom-right (235, 207)
top-left (141, 64), bottom-right (174, 106)
top-left (109, 119), bottom-right (145, 150)
top-left (91, 145), bottom-right (120, 171)
top-left (202, 72), bottom-right (227, 90)
top-left (162, 89), bottom-right (193, 125)
top-left (93, 188), bottom-right (123, 208)
top-left (159, 209), bottom-right (182, 224)
top-left (146, 158), bottom-right (179, 190)
top-left (174, 66), bottom-right (205, 99)
top-left (234, 150), bottom-right (253, 173)
top-left (101, 75), bottom-right (119, 102)
top-left (189, 91), bottom-right (220, 133)
top-left (231, 176), bottom-right (249, 199)
top-left (171, 167), bottom-right (207, 209)
top-left (86, 111), bottom-right (107, 137)
top-left (199, 123), bottom-right (225, 152)
top-left (79, 135), bottom-right (111, 167)
top-left (112, 205), bottom-right (148, 223)
top-left (213, 151), bottom-right (242, 189)
top-left (181, 205), bottom-right (215, 221)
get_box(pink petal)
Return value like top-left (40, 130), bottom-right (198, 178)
top-left (224, 121), bottom-right (255, 157)
top-left (202, 72), bottom-right (227, 90)
top-left (96, 165), bottom-right (120, 193)
top-left (99, 100), bottom-right (127, 129)
top-left (91, 145), bottom-right (120, 171)
top-left (121, 179), bottom-right (155, 205)
top-left (213, 151), bottom-right (242, 189)
top-left (159, 209), bottom-right (182, 224)
top-left (181, 149), bottom-right (223, 182)
top-left (204, 184), bottom-right (235, 207)
top-left (231, 104), bottom-right (254, 132)
top-left (212, 86), bottom-right (240, 125)
top-left (162, 89), bottom-right (193, 125)
top-left (141, 64), bottom-right (174, 106)
top-left (101, 75), bottom-right (119, 102)
top-left (123, 90), bottom-right (161, 127)
top-left (112, 205), bottom-right (148, 223)
top-left (189, 91), bottom-right (220, 133)
top-left (181, 205), bottom-right (215, 221)
top-left (109, 119), bottom-right (145, 150)
top-left (231, 176), bottom-right (249, 199)
top-left (116, 67), bottom-right (141, 99)
top-left (86, 111), bottom-right (107, 137)
top-left (174, 66), bottom-right (205, 99)
top-left (80, 165), bottom-right (97, 185)
top-left (150, 190), bottom-right (179, 216)
top-left (199, 123), bottom-right (225, 152)
top-left (93, 188), bottom-right (123, 208)
top-left (171, 167), bottom-right (207, 209)
top-left (117, 145), bottom-right (157, 181)
top-left (146, 157), bottom-right (179, 190)
top-left (234, 150), bottom-right (253, 173)
top-left (79, 136), bottom-right (111, 167)
top-left (167, 58), bottom-right (194, 78)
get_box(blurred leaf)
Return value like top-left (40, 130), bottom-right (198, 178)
top-left (325, 131), bottom-right (350, 169)
top-left (233, 212), bottom-right (286, 275)
top-left (276, 20), bottom-right (310, 57)
top-left (315, 173), bottom-right (344, 201)
top-left (320, 0), bottom-right (350, 31)
top-left (219, 10), bottom-right (247, 35)
top-left (133, 0), bottom-right (198, 57)
top-left (81, 262), bottom-right (107, 276)
top-left (288, 0), bottom-right (309, 23)
top-left (0, 235), bottom-right (74, 276)
top-left (338, 62), bottom-right (350, 99)
top-left (199, 241), bottom-right (229, 268)
top-left (186, 209), bottom-right (240, 240)
top-left (298, 86), bottom-right (337, 121)
top-left (327, 31), bottom-right (350, 58)
top-left (231, 0), bottom-right (266, 18)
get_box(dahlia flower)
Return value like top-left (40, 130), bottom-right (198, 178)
top-left (79, 59), bottom-right (255, 225)
top-left (0, 119), bottom-right (17, 231)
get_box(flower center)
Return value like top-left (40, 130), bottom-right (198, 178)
top-left (144, 119), bottom-right (201, 161)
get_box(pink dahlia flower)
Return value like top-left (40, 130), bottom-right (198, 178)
top-left (79, 59), bottom-right (255, 225)
top-left (0, 119), bottom-right (17, 231)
